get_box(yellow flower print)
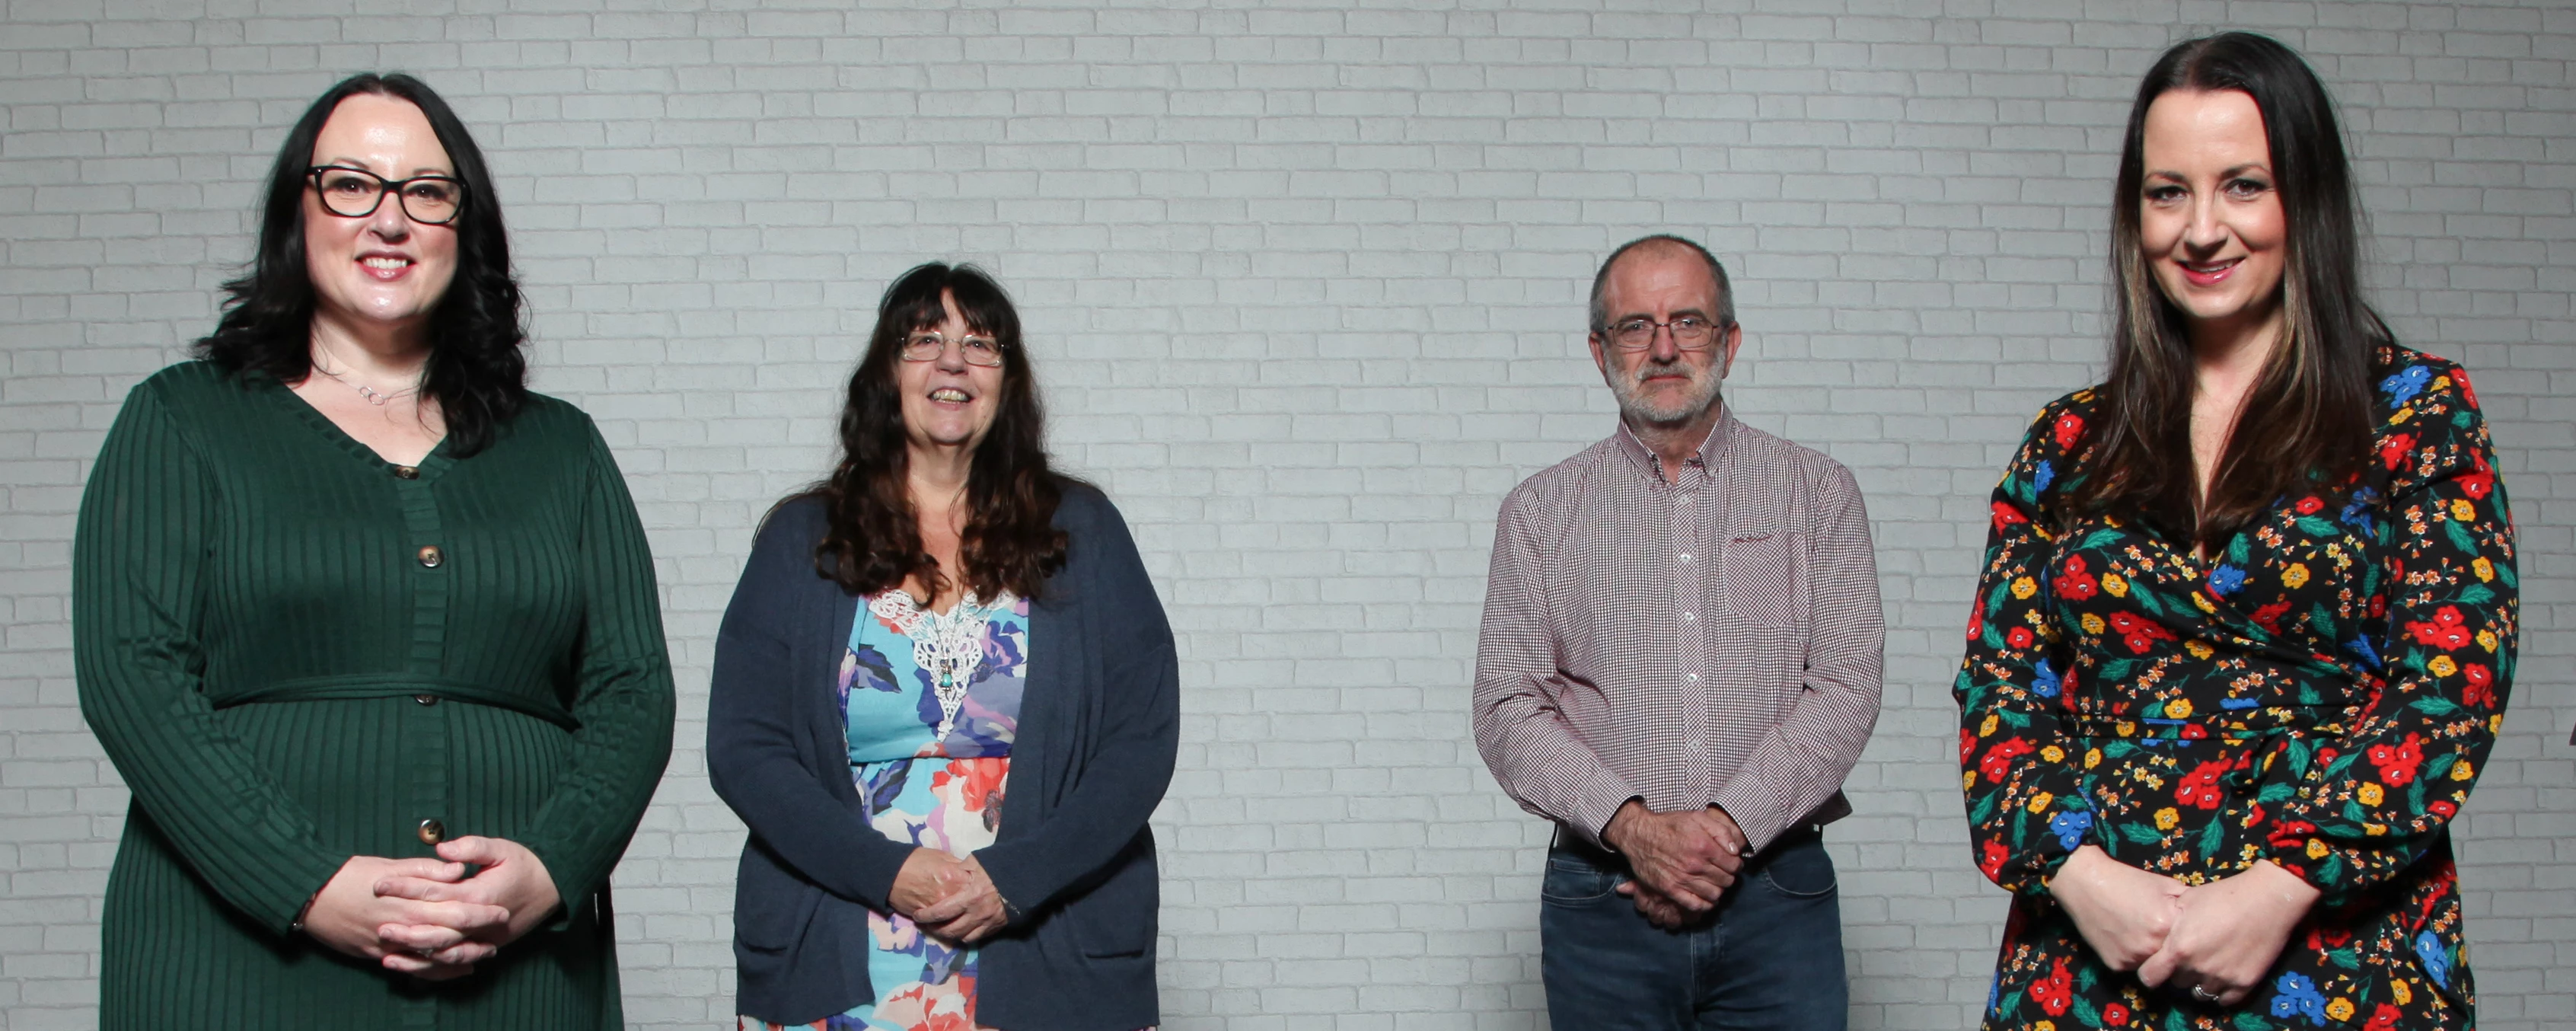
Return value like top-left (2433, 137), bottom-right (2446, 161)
top-left (2103, 573), bottom-right (2128, 597)
top-left (2453, 759), bottom-right (2475, 781)
top-left (2085, 749), bottom-right (2102, 770)
top-left (2155, 807), bottom-right (2179, 831)
top-left (1962, 769), bottom-right (1976, 792)
top-left (2431, 375), bottom-right (2451, 392)
top-left (2164, 698), bottom-right (2193, 719)
top-left (2282, 563), bottom-right (2311, 589)
top-left (2192, 592), bottom-right (2215, 613)
top-left (2366, 823), bottom-right (2387, 836)
top-left (2081, 613), bottom-right (2107, 636)
top-left (2389, 405), bottom-right (2412, 425)
top-left (2328, 997), bottom-right (2354, 1023)
top-left (2307, 838), bottom-right (2329, 859)
top-left (2358, 782), bottom-right (2384, 806)
top-left (1981, 714), bottom-right (1999, 738)
top-left (2477, 629), bottom-right (2498, 653)
top-left (2393, 980), bottom-right (2412, 1005)
top-left (2041, 745), bottom-right (2064, 763)
top-left (2450, 497), bottom-right (2476, 522)
top-left (2185, 640), bottom-right (2214, 659)
top-left (2428, 655), bottom-right (2458, 678)
top-left (2114, 721), bottom-right (2135, 738)
top-left (2012, 576), bottom-right (2038, 599)
top-left (2028, 792), bottom-right (2054, 813)
top-left (2473, 557), bottom-right (2495, 582)
top-left (2035, 1022), bottom-right (2055, 1031)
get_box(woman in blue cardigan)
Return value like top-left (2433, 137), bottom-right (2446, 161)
top-left (710, 263), bottom-right (1178, 1031)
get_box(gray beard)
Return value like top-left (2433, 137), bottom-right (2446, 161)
top-left (1608, 362), bottom-right (1722, 426)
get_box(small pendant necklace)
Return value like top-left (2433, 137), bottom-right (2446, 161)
top-left (869, 589), bottom-right (1011, 739)
top-left (311, 349), bottom-right (420, 407)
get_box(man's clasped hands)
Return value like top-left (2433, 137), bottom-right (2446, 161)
top-left (1602, 800), bottom-right (1755, 930)
top-left (2045, 844), bottom-right (2322, 1006)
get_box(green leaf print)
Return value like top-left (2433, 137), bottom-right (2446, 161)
top-left (2121, 822), bottom-right (2164, 844)
top-left (2499, 562), bottom-right (2519, 588)
top-left (2323, 752), bottom-right (2358, 778)
top-left (2456, 584), bottom-right (2495, 606)
top-left (2328, 946), bottom-right (2359, 970)
top-left (2344, 800), bottom-right (2370, 823)
top-left (2318, 854), bottom-right (2345, 884)
top-left (2258, 781), bottom-right (2294, 804)
top-left (2233, 1012), bottom-right (2274, 1031)
top-left (2071, 994), bottom-right (2103, 1027)
top-left (2101, 659), bottom-right (2138, 683)
top-left (2445, 519), bottom-right (2476, 553)
top-left (2406, 780), bottom-right (2428, 814)
top-left (2076, 965), bottom-right (2099, 993)
top-left (1969, 793), bottom-right (1995, 824)
top-left (2296, 516), bottom-right (2342, 537)
top-left (2081, 528), bottom-right (2125, 550)
top-left (2131, 587), bottom-right (2166, 617)
top-left (2453, 409), bottom-right (2472, 429)
top-left (2226, 535), bottom-right (2252, 564)
top-left (2427, 753), bottom-right (2458, 780)
top-left (2284, 737), bottom-right (2313, 777)
top-left (2198, 816), bottom-right (2225, 857)
top-left (2104, 741), bottom-right (2138, 759)
top-left (2412, 696), bottom-right (2461, 717)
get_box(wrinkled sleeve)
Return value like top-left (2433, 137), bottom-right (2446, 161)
top-left (75, 383), bottom-right (347, 934)
top-left (2256, 367), bottom-right (2515, 899)
top-left (1710, 462), bottom-right (1884, 852)
top-left (1956, 403), bottom-right (2095, 896)
top-left (517, 420), bottom-right (677, 910)
top-left (1472, 482), bottom-right (1637, 847)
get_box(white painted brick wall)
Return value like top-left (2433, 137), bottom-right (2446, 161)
top-left (3, 2), bottom-right (2569, 1029)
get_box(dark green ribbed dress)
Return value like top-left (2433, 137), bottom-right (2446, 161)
top-left (73, 361), bottom-right (675, 1030)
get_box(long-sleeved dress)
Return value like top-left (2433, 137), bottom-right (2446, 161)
top-left (73, 362), bottom-right (676, 1029)
top-left (1956, 345), bottom-right (2515, 1031)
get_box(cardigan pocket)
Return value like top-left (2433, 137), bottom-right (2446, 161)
top-left (734, 847), bottom-right (822, 952)
top-left (1069, 844), bottom-right (1158, 958)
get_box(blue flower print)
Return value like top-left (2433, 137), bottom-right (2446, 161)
top-left (2047, 809), bottom-right (2092, 851)
top-left (2032, 658), bottom-right (2061, 698)
top-left (2269, 970), bottom-right (2327, 1026)
top-left (2346, 636), bottom-right (2381, 668)
top-left (2380, 365), bottom-right (2433, 404)
top-left (2207, 565), bottom-right (2246, 597)
top-left (2415, 930), bottom-right (2450, 988)
top-left (2339, 487), bottom-right (2380, 535)
top-left (2032, 459), bottom-right (2055, 495)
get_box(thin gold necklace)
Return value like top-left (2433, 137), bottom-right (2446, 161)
top-left (311, 350), bottom-right (421, 407)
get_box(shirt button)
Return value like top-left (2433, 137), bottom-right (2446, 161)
top-left (394, 465), bottom-right (419, 480)
top-left (1679, 553), bottom-right (1692, 563)
top-left (1685, 672), bottom-right (1700, 681)
top-left (417, 819), bottom-right (445, 844)
top-left (413, 694), bottom-right (438, 706)
top-left (1682, 611), bottom-right (1697, 622)
top-left (417, 545), bottom-right (443, 568)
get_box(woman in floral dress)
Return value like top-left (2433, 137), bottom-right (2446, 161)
top-left (711, 263), bottom-right (1178, 1031)
top-left (1957, 34), bottom-right (2515, 1031)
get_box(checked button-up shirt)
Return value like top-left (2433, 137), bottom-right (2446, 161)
top-left (1471, 407), bottom-right (1886, 852)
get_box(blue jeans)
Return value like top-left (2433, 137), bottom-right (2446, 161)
top-left (1540, 827), bottom-right (1848, 1031)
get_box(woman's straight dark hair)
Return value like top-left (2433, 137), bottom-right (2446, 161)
top-left (193, 72), bottom-right (528, 457)
top-left (2069, 32), bottom-right (2386, 545)
top-left (808, 263), bottom-right (1070, 601)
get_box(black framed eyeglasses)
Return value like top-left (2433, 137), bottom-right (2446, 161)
top-left (1604, 315), bottom-right (1730, 351)
top-left (901, 332), bottom-right (1006, 367)
top-left (306, 166), bottom-right (467, 225)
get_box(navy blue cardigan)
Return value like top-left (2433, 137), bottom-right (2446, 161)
top-left (708, 485), bottom-right (1178, 1029)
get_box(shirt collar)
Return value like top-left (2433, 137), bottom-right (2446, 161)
top-left (1611, 405), bottom-right (1734, 486)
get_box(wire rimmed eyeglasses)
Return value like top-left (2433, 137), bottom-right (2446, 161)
top-left (1602, 315), bottom-right (1732, 351)
top-left (307, 166), bottom-right (467, 225)
top-left (900, 332), bottom-right (1006, 367)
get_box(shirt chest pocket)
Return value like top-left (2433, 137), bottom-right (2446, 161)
top-left (1723, 529), bottom-right (1803, 627)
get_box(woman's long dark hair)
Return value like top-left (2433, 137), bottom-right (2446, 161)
top-left (193, 72), bottom-right (528, 457)
top-left (810, 263), bottom-right (1069, 601)
top-left (2070, 33), bottom-right (2386, 545)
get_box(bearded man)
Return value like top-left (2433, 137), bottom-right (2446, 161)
top-left (1471, 235), bottom-right (1885, 1030)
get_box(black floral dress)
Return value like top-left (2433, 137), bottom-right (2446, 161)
top-left (1956, 345), bottom-right (2517, 1031)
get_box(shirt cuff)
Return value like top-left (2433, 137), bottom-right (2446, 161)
top-left (1708, 780), bottom-right (1786, 855)
top-left (1571, 775), bottom-right (1643, 851)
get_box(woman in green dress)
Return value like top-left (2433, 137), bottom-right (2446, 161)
top-left (73, 73), bottom-right (674, 1029)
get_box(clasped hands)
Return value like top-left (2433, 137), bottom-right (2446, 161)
top-left (889, 847), bottom-right (1011, 946)
top-left (1602, 800), bottom-right (1751, 930)
top-left (2051, 844), bottom-right (2321, 1007)
top-left (299, 836), bottom-right (562, 982)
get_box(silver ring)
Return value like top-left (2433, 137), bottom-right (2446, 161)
top-left (2190, 985), bottom-right (2217, 1002)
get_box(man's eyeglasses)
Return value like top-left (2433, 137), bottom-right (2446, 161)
top-left (1603, 315), bottom-right (1730, 351)
top-left (901, 332), bottom-right (1006, 367)
top-left (307, 166), bottom-right (467, 225)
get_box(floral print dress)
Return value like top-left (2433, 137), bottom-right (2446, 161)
top-left (1956, 346), bottom-right (2517, 1031)
top-left (744, 592), bottom-right (1029, 1031)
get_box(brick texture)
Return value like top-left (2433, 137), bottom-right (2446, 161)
top-left (2, 2), bottom-right (2569, 1029)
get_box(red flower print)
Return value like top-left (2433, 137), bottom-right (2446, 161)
top-left (2250, 601), bottom-right (2292, 634)
top-left (2463, 664), bottom-right (2496, 708)
top-left (1980, 737), bottom-right (2035, 784)
top-left (2031, 956), bottom-right (2074, 1016)
top-left (2180, 723), bottom-right (2207, 740)
top-left (2368, 733), bottom-right (2425, 785)
top-left (2174, 760), bottom-right (2230, 809)
top-left (2056, 555), bottom-right (2096, 602)
top-left (2365, 1003), bottom-right (2402, 1031)
top-left (1991, 500), bottom-right (2029, 531)
top-left (2429, 800), bottom-right (2456, 819)
top-left (2379, 433), bottom-right (2416, 471)
top-left (2460, 448), bottom-right (2495, 500)
top-left (933, 759), bottom-right (1010, 814)
top-left (1979, 839), bottom-right (2010, 879)
top-left (2052, 412), bottom-right (2084, 452)
top-left (2103, 1002), bottom-right (2131, 1026)
top-left (2403, 606), bottom-right (2472, 650)
top-left (2107, 612), bottom-right (2174, 654)
top-left (2306, 926), bottom-right (2351, 951)
top-left (2294, 496), bottom-right (2323, 515)
top-left (1960, 729), bottom-right (1976, 764)
top-left (2007, 627), bottom-right (2036, 650)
